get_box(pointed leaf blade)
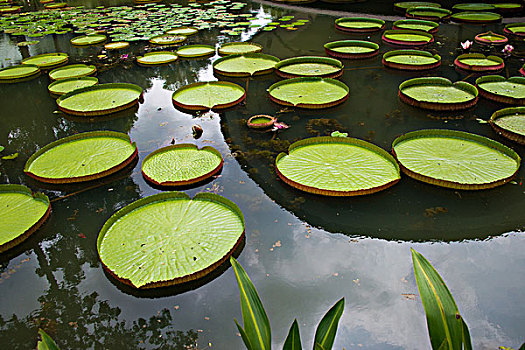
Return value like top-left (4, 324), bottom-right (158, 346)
top-left (235, 319), bottom-right (254, 350)
top-left (411, 249), bottom-right (467, 350)
top-left (283, 319), bottom-right (302, 350)
top-left (313, 298), bottom-right (344, 350)
top-left (231, 257), bottom-right (271, 350)
top-left (37, 329), bottom-right (60, 350)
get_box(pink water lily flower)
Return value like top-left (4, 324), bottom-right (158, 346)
top-left (271, 121), bottom-right (289, 132)
top-left (502, 44), bottom-right (514, 57)
top-left (460, 40), bottom-right (473, 50)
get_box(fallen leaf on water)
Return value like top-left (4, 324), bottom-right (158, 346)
top-left (2, 153), bottom-right (18, 160)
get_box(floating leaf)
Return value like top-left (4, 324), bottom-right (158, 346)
top-left (0, 64), bottom-right (40, 83)
top-left (2, 152), bottom-right (18, 160)
top-left (172, 81), bottom-right (245, 111)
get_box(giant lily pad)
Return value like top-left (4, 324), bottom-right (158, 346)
top-left (399, 77), bottom-right (478, 110)
top-left (0, 184), bottom-right (50, 253)
top-left (97, 191), bottom-right (245, 288)
top-left (213, 53), bottom-right (279, 77)
top-left (142, 144), bottom-right (223, 186)
top-left (334, 17), bottom-right (385, 33)
top-left (48, 76), bottom-right (98, 97)
top-left (393, 19), bottom-right (439, 33)
top-left (104, 41), bottom-right (130, 50)
top-left (166, 26), bottom-right (198, 36)
top-left (48, 64), bottom-right (97, 80)
top-left (324, 40), bottom-right (379, 59)
top-left (382, 29), bottom-right (434, 46)
top-left (136, 51), bottom-right (178, 66)
top-left (451, 12), bottom-right (502, 24)
top-left (176, 44), bottom-right (215, 58)
top-left (24, 131), bottom-right (138, 184)
top-left (383, 50), bottom-right (441, 70)
top-left (489, 107), bottom-right (525, 145)
top-left (21, 53), bottom-right (68, 69)
top-left (493, 3), bottom-right (523, 13)
top-left (149, 34), bottom-right (186, 46)
top-left (172, 81), bottom-right (245, 111)
top-left (504, 23), bottom-right (525, 37)
top-left (218, 42), bottom-right (262, 56)
top-left (474, 31), bottom-right (508, 45)
top-left (0, 64), bottom-right (40, 83)
top-left (392, 129), bottom-right (521, 190)
top-left (56, 83), bottom-right (143, 116)
top-left (452, 3), bottom-right (496, 12)
top-left (406, 7), bottom-right (452, 21)
top-left (275, 56), bottom-right (343, 79)
top-left (268, 77), bottom-right (349, 109)
top-left (276, 136), bottom-right (400, 196)
top-left (394, 2), bottom-right (441, 11)
top-left (476, 76), bottom-right (525, 105)
top-left (454, 54), bottom-right (504, 73)
top-left (70, 34), bottom-right (107, 46)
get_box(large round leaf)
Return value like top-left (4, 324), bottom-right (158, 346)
top-left (324, 40), bottom-right (380, 59)
top-left (21, 53), bottom-right (68, 69)
top-left (489, 107), bottom-right (525, 145)
top-left (24, 131), bottom-right (138, 183)
top-left (399, 77), bottom-right (478, 110)
top-left (213, 53), bottom-right (279, 77)
top-left (454, 53), bottom-right (503, 72)
top-left (383, 49), bottom-right (441, 70)
top-left (218, 42), bottom-right (262, 56)
top-left (0, 184), bottom-right (50, 253)
top-left (70, 34), bottom-right (107, 46)
top-left (0, 64), bottom-right (40, 83)
top-left (48, 77), bottom-right (98, 97)
top-left (451, 11), bottom-right (502, 24)
top-left (142, 144), bottom-right (223, 186)
top-left (382, 29), bottom-right (434, 46)
top-left (56, 83), bottom-right (143, 116)
top-left (172, 81), bottom-right (245, 111)
top-left (392, 19), bottom-right (439, 33)
top-left (97, 192), bottom-right (245, 288)
top-left (335, 17), bottom-right (385, 32)
top-left (268, 77), bottom-right (349, 109)
top-left (276, 137), bottom-right (400, 196)
top-left (48, 64), bottom-right (97, 80)
top-left (392, 129), bottom-right (521, 189)
top-left (275, 56), bottom-right (343, 78)
top-left (476, 76), bottom-right (525, 105)
top-left (176, 44), bottom-right (215, 58)
top-left (136, 51), bottom-right (178, 65)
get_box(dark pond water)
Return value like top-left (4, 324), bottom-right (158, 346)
top-left (1, 0), bottom-right (524, 349)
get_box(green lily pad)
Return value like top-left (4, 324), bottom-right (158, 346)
top-left (48, 64), bottom-right (97, 80)
top-left (452, 3), bottom-right (496, 11)
top-left (335, 17), bottom-right (385, 32)
top-left (275, 56), bottom-right (343, 79)
top-left (0, 184), bottom-right (50, 253)
top-left (213, 53), bottom-right (279, 77)
top-left (392, 19), bottom-right (439, 33)
top-left (476, 76), bottom-right (525, 105)
top-left (490, 107), bottom-right (525, 145)
top-left (176, 44), bottom-right (215, 58)
top-left (218, 42), bottom-right (262, 56)
top-left (136, 51), bottom-right (178, 65)
top-left (97, 191), bottom-right (245, 288)
top-left (24, 131), bottom-right (138, 184)
top-left (451, 11), bottom-right (502, 24)
top-left (392, 129), bottom-right (521, 189)
top-left (56, 83), bottom-right (143, 116)
top-left (399, 77), bottom-right (478, 110)
top-left (276, 136), bottom-right (400, 196)
top-left (383, 50), bottom-right (441, 70)
top-left (454, 54), bottom-right (503, 72)
top-left (48, 76), bottom-right (98, 97)
top-left (149, 34), bottom-right (186, 45)
top-left (394, 2), bottom-right (441, 10)
top-left (406, 7), bottom-right (452, 20)
top-left (0, 64), bottom-right (40, 83)
top-left (324, 40), bottom-right (380, 59)
top-left (268, 77), bottom-right (349, 109)
top-left (382, 29), bottom-right (434, 46)
top-left (504, 23), bottom-right (525, 36)
top-left (104, 41), bottom-right (130, 50)
top-left (166, 26), bottom-right (198, 36)
top-left (21, 53), bottom-right (68, 69)
top-left (172, 81), bottom-right (245, 111)
top-left (474, 31), bottom-right (508, 45)
top-left (142, 144), bottom-right (223, 186)
top-left (70, 34), bottom-right (107, 46)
